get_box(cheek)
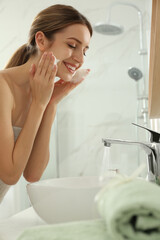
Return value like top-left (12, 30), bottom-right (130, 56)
top-left (51, 48), bottom-right (72, 61)
top-left (56, 64), bottom-right (73, 82)
top-left (51, 46), bottom-right (73, 81)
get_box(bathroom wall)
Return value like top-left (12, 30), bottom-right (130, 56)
top-left (0, 0), bottom-right (151, 218)
top-left (56, 0), bottom-right (152, 177)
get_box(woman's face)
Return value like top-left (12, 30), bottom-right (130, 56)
top-left (47, 24), bottom-right (91, 82)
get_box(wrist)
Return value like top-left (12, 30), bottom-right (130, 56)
top-left (31, 100), bottom-right (46, 114)
top-left (44, 104), bottom-right (57, 121)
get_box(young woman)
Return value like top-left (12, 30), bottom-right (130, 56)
top-left (0, 4), bottom-right (92, 202)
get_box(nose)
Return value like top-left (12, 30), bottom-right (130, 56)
top-left (72, 49), bottom-right (84, 64)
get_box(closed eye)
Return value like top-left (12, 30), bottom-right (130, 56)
top-left (68, 44), bottom-right (76, 49)
top-left (68, 44), bottom-right (87, 56)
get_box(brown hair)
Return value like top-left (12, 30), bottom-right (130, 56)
top-left (5, 4), bottom-right (92, 69)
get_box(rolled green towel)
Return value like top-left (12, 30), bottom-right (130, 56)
top-left (96, 178), bottom-right (160, 240)
top-left (17, 219), bottom-right (110, 240)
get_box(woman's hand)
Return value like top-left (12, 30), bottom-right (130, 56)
top-left (47, 68), bottom-right (90, 107)
top-left (29, 52), bottom-right (57, 109)
top-left (71, 68), bottom-right (90, 83)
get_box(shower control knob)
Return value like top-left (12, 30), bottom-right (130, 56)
top-left (141, 108), bottom-right (148, 114)
top-left (128, 67), bottom-right (143, 81)
top-left (138, 49), bottom-right (148, 55)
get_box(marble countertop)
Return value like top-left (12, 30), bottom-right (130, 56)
top-left (0, 207), bottom-right (45, 240)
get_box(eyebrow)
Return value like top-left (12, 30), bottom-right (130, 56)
top-left (67, 37), bottom-right (89, 49)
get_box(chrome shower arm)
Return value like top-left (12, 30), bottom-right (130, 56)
top-left (106, 1), bottom-right (144, 50)
top-left (108, 1), bottom-right (142, 17)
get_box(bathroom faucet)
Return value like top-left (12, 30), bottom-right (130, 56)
top-left (102, 123), bottom-right (160, 184)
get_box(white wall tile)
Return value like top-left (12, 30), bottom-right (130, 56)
top-left (0, 0), bottom-right (151, 217)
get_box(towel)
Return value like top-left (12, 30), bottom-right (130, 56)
top-left (96, 177), bottom-right (160, 240)
top-left (17, 219), bottom-right (110, 240)
top-left (17, 177), bottom-right (160, 240)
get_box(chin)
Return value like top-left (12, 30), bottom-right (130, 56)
top-left (56, 71), bottom-right (73, 82)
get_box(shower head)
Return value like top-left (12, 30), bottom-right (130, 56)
top-left (94, 22), bottom-right (123, 35)
top-left (128, 67), bottom-right (143, 81)
top-left (94, 2), bottom-right (143, 41)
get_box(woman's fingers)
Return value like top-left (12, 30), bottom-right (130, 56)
top-left (47, 55), bottom-right (57, 82)
top-left (48, 64), bottom-right (57, 85)
top-left (35, 52), bottom-right (54, 77)
top-left (55, 79), bottom-right (65, 85)
top-left (36, 52), bottom-right (57, 82)
top-left (71, 68), bottom-right (90, 83)
top-left (36, 52), bottom-right (47, 75)
top-left (29, 52), bottom-right (58, 108)
top-left (41, 52), bottom-right (52, 77)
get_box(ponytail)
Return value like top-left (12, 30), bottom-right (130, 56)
top-left (5, 43), bottom-right (36, 69)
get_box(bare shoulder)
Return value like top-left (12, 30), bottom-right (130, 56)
top-left (0, 72), bottom-right (14, 123)
top-left (0, 71), bottom-right (14, 144)
top-left (0, 71), bottom-right (14, 111)
top-left (0, 72), bottom-right (16, 185)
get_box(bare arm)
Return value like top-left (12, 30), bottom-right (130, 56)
top-left (23, 106), bottom-right (57, 182)
top-left (0, 52), bottom-right (56, 185)
top-left (0, 80), bottom-right (45, 185)
top-left (23, 75), bottom-right (87, 182)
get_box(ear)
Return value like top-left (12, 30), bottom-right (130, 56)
top-left (35, 31), bottom-right (49, 51)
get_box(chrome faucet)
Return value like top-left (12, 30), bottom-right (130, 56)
top-left (102, 123), bottom-right (160, 184)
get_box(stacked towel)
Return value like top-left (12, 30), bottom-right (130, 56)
top-left (96, 178), bottom-right (160, 240)
top-left (17, 178), bottom-right (160, 240)
top-left (17, 219), bottom-right (109, 240)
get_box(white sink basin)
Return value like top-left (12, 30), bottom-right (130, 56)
top-left (27, 176), bottom-right (103, 224)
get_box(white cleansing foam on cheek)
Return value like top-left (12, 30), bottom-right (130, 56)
top-left (54, 56), bottom-right (61, 82)
top-left (54, 56), bottom-right (60, 65)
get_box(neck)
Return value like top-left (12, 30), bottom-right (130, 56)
top-left (7, 54), bottom-right (42, 88)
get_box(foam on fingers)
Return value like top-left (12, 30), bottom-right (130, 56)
top-left (71, 68), bottom-right (90, 83)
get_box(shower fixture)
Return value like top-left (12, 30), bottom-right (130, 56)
top-left (94, 1), bottom-right (149, 127)
top-left (94, 23), bottom-right (123, 35)
top-left (128, 67), bottom-right (143, 81)
top-left (93, 1), bottom-right (147, 54)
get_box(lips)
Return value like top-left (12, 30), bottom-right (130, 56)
top-left (64, 62), bottom-right (78, 74)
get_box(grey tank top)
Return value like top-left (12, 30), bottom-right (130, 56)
top-left (0, 126), bottom-right (22, 203)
